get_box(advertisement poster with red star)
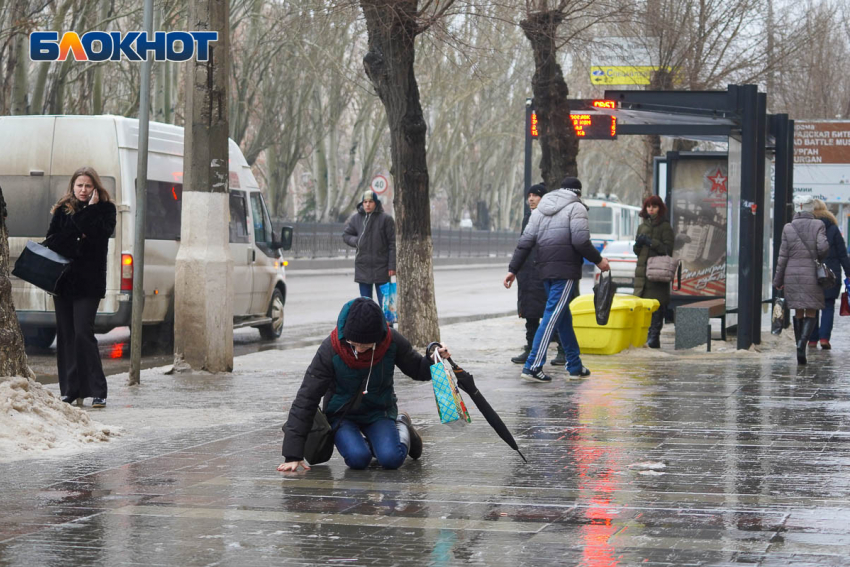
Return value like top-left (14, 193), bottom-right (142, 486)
top-left (669, 159), bottom-right (729, 297)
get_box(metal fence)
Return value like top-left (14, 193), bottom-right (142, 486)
top-left (287, 222), bottom-right (521, 259)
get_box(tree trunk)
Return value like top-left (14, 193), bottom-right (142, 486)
top-left (173, 0), bottom-right (233, 373)
top-left (359, 0), bottom-right (439, 347)
top-left (10, 0), bottom-right (29, 115)
top-left (0, 188), bottom-right (31, 378)
top-left (521, 10), bottom-right (578, 192)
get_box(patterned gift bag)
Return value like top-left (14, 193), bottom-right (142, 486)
top-left (379, 279), bottom-right (397, 325)
top-left (430, 351), bottom-right (471, 424)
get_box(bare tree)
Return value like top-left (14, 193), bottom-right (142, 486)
top-left (0, 188), bottom-right (31, 378)
top-left (356, 0), bottom-right (462, 346)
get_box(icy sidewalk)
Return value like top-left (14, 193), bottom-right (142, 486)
top-left (1, 314), bottom-right (849, 565)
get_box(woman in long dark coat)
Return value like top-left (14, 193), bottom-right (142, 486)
top-left (807, 199), bottom-right (850, 349)
top-left (633, 195), bottom-right (674, 348)
top-left (46, 166), bottom-right (116, 407)
top-left (773, 195), bottom-right (829, 365)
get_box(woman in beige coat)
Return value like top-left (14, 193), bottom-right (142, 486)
top-left (773, 195), bottom-right (829, 365)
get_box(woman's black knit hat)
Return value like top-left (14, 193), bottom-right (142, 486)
top-left (343, 297), bottom-right (387, 344)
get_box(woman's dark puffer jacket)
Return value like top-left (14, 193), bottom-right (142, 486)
top-left (633, 216), bottom-right (675, 305)
top-left (281, 300), bottom-right (432, 462)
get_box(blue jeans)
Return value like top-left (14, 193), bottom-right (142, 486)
top-left (359, 283), bottom-right (384, 307)
top-left (524, 279), bottom-right (582, 374)
top-left (334, 418), bottom-right (407, 470)
top-left (809, 299), bottom-right (836, 342)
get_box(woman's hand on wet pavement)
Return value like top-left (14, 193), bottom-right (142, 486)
top-left (278, 461), bottom-right (310, 472)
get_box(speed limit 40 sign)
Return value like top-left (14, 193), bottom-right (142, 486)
top-left (370, 175), bottom-right (389, 195)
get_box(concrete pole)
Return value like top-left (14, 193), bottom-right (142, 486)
top-left (173, 0), bottom-right (233, 372)
top-left (128, 0), bottom-right (154, 386)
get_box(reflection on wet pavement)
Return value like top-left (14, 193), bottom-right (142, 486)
top-left (1, 315), bottom-right (849, 566)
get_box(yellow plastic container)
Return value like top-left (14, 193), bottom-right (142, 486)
top-left (629, 297), bottom-right (661, 347)
top-left (569, 294), bottom-right (659, 355)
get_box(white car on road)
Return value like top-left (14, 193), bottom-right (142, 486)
top-left (594, 240), bottom-right (637, 289)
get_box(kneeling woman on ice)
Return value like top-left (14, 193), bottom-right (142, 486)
top-left (279, 297), bottom-right (450, 472)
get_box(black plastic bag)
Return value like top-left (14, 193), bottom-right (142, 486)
top-left (771, 294), bottom-right (786, 335)
top-left (594, 271), bottom-right (617, 326)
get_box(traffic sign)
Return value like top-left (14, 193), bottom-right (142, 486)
top-left (371, 175), bottom-right (389, 194)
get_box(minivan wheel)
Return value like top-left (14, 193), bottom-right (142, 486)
top-left (259, 289), bottom-right (284, 340)
top-left (23, 327), bottom-right (57, 349)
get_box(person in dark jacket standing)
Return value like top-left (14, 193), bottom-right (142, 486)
top-left (279, 297), bottom-right (450, 472)
top-left (633, 195), bottom-right (675, 349)
top-left (808, 199), bottom-right (850, 349)
top-left (773, 195), bottom-right (829, 365)
top-left (512, 184), bottom-right (565, 366)
top-left (504, 177), bottom-right (610, 382)
top-left (342, 191), bottom-right (396, 307)
top-left (46, 166), bottom-right (116, 408)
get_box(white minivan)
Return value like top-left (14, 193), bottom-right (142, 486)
top-left (1, 115), bottom-right (292, 348)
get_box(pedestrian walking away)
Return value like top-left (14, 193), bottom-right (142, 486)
top-left (773, 194), bottom-right (829, 365)
top-left (633, 195), bottom-right (675, 349)
top-left (45, 166), bottom-right (116, 408)
top-left (503, 177), bottom-right (610, 382)
top-left (342, 190), bottom-right (396, 308)
top-left (279, 297), bottom-right (450, 472)
top-left (512, 183), bottom-right (565, 367)
top-left (807, 199), bottom-right (850, 349)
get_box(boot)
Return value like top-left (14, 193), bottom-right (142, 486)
top-left (511, 343), bottom-right (531, 364)
top-left (798, 318), bottom-right (817, 365)
top-left (646, 311), bottom-right (663, 349)
top-left (550, 344), bottom-right (566, 367)
top-left (794, 318), bottom-right (807, 365)
top-left (396, 412), bottom-right (422, 460)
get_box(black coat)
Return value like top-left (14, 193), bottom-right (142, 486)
top-left (45, 201), bottom-right (116, 299)
top-left (281, 329), bottom-right (432, 461)
top-left (342, 200), bottom-right (396, 284)
top-left (818, 215), bottom-right (850, 301)
top-left (516, 210), bottom-right (546, 319)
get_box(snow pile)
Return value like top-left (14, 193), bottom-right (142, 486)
top-left (0, 376), bottom-right (118, 462)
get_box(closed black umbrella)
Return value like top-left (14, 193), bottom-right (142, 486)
top-left (427, 343), bottom-right (527, 463)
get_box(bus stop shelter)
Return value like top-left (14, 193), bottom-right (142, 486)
top-left (524, 84), bottom-right (795, 351)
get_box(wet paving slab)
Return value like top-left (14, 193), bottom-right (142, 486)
top-left (1, 315), bottom-right (850, 566)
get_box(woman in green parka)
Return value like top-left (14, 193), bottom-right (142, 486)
top-left (633, 195), bottom-right (675, 348)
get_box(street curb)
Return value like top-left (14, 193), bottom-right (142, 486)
top-left (284, 256), bottom-right (509, 276)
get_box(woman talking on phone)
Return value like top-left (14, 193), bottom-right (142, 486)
top-left (45, 166), bottom-right (116, 408)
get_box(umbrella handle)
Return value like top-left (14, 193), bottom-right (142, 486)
top-left (426, 341), bottom-right (461, 370)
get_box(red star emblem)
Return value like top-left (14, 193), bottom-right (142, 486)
top-left (707, 168), bottom-right (727, 194)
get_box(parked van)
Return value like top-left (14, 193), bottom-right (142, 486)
top-left (1, 115), bottom-right (292, 348)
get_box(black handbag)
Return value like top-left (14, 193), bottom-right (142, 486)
top-left (302, 375), bottom-right (369, 465)
top-left (12, 240), bottom-right (72, 296)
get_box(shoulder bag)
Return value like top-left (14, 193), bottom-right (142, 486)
top-left (12, 240), bottom-right (71, 296)
top-left (302, 374), bottom-right (368, 465)
top-left (790, 223), bottom-right (836, 289)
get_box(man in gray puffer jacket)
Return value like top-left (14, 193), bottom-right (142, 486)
top-left (342, 191), bottom-right (396, 306)
top-left (504, 177), bottom-right (610, 382)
